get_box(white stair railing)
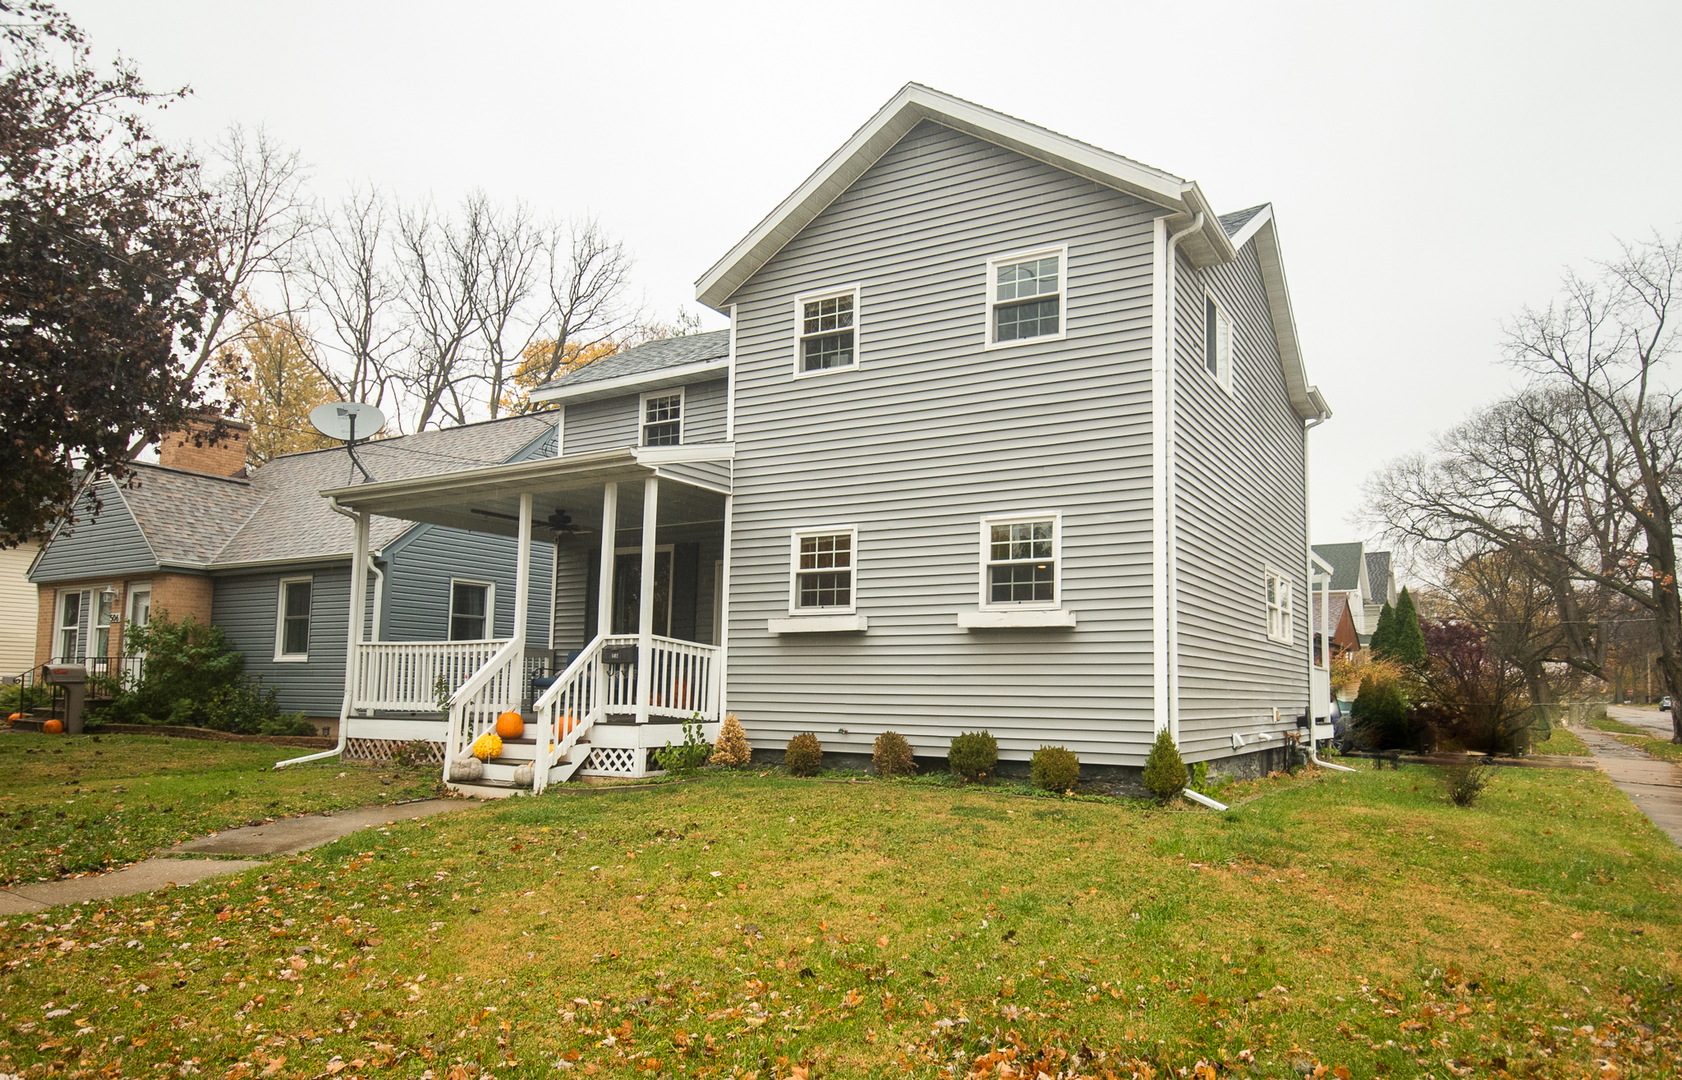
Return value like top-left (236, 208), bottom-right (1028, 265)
top-left (441, 638), bottom-right (524, 775)
top-left (531, 636), bottom-right (613, 793)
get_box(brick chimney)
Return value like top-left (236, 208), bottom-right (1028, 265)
top-left (157, 415), bottom-right (251, 477)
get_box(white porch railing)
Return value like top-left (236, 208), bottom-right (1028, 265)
top-left (353, 639), bottom-right (509, 712)
top-left (531, 637), bottom-right (608, 793)
top-left (442, 639), bottom-right (525, 767)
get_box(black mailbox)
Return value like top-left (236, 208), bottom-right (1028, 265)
top-left (601, 645), bottom-right (638, 665)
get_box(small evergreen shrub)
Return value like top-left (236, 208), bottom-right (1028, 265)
top-left (1142, 729), bottom-right (1188, 802)
top-left (709, 713), bottom-right (752, 767)
top-left (784, 732), bottom-right (823, 776)
top-left (948, 730), bottom-right (998, 781)
top-left (1030, 745), bottom-right (1080, 792)
top-left (872, 731), bottom-right (916, 777)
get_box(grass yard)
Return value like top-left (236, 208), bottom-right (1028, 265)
top-left (1612, 734), bottom-right (1682, 766)
top-left (0, 733), bottom-right (439, 886)
top-left (1591, 718), bottom-right (1650, 736)
top-left (1531, 726), bottom-right (1591, 756)
top-left (2, 743), bottom-right (1680, 1079)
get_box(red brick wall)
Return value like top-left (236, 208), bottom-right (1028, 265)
top-left (33, 572), bottom-right (213, 668)
top-left (157, 419), bottom-right (251, 476)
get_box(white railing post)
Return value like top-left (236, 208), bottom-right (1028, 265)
top-left (635, 478), bottom-right (659, 731)
top-left (597, 483), bottom-right (618, 638)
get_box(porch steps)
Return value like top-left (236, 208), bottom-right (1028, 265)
top-left (446, 734), bottom-right (596, 798)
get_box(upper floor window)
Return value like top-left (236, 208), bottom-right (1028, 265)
top-left (794, 287), bottom-right (858, 376)
top-left (276, 577), bottom-right (312, 661)
top-left (1204, 292), bottom-right (1233, 391)
top-left (641, 390), bottom-right (683, 446)
top-left (980, 514), bottom-right (1061, 609)
top-left (1264, 567), bottom-right (1293, 644)
top-left (986, 246), bottom-right (1067, 348)
top-left (450, 580), bottom-right (493, 640)
top-left (790, 526), bottom-right (856, 613)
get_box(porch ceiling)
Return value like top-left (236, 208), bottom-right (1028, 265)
top-left (319, 449), bottom-right (726, 540)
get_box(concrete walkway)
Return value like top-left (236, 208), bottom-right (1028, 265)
top-left (0, 799), bottom-right (465, 915)
top-left (1574, 713), bottom-right (1682, 847)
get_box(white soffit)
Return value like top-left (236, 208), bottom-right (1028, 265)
top-left (1242, 207), bottom-right (1328, 422)
top-left (695, 82), bottom-right (1235, 311)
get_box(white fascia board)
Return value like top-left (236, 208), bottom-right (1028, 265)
top-left (957, 609), bottom-right (1077, 629)
top-left (528, 359), bottom-right (729, 406)
top-left (1171, 183), bottom-right (1240, 268)
top-left (1250, 216), bottom-right (1330, 422)
top-left (695, 82), bottom-right (1194, 312)
top-left (1226, 202), bottom-right (1274, 250)
top-left (632, 443), bottom-right (736, 466)
top-left (175, 554), bottom-right (352, 574)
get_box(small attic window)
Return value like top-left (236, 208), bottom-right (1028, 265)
top-left (1204, 293), bottom-right (1233, 392)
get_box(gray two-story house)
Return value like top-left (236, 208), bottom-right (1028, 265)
top-left (317, 84), bottom-right (1335, 793)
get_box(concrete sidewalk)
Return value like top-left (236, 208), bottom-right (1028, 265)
top-left (0, 798), bottom-right (466, 915)
top-left (1574, 722), bottom-right (1682, 846)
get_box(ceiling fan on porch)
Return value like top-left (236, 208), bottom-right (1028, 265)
top-left (466, 506), bottom-right (593, 536)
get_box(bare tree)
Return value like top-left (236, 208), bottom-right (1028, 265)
top-left (525, 216), bottom-right (640, 392)
top-left (472, 195), bottom-right (544, 419)
top-left (298, 185), bottom-right (404, 422)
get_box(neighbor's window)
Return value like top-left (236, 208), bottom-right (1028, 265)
top-left (791, 527), bottom-right (856, 613)
top-left (640, 391), bottom-right (683, 446)
top-left (57, 590), bottom-right (83, 661)
top-left (277, 578), bottom-right (312, 660)
top-left (450, 580), bottom-right (492, 640)
top-left (981, 515), bottom-right (1060, 608)
top-left (1265, 568), bottom-right (1293, 644)
top-left (795, 288), bottom-right (858, 375)
top-left (1204, 292), bottom-right (1233, 390)
top-left (987, 247), bottom-right (1067, 347)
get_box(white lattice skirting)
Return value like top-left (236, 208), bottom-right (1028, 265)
top-left (344, 738), bottom-right (447, 765)
top-left (580, 746), bottom-right (643, 777)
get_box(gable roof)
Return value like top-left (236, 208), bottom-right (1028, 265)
top-left (1311, 543), bottom-right (1368, 594)
top-left (1310, 593), bottom-right (1355, 642)
top-left (694, 83), bottom-right (1328, 422)
top-left (529, 330), bottom-right (731, 406)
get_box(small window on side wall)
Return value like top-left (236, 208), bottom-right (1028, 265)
top-left (450, 580), bottom-right (493, 641)
top-left (794, 287), bottom-right (859, 376)
top-left (790, 527), bottom-right (856, 614)
top-left (986, 246), bottom-right (1067, 348)
top-left (276, 577), bottom-right (312, 661)
top-left (640, 390), bottom-right (683, 446)
top-left (1204, 292), bottom-right (1233, 391)
top-left (1264, 567), bottom-right (1292, 644)
top-left (981, 514), bottom-right (1061, 609)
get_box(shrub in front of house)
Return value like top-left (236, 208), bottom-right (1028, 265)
top-left (1030, 745), bottom-right (1080, 792)
top-left (948, 730), bottom-right (998, 781)
top-left (1142, 729), bottom-right (1188, 802)
top-left (784, 732), bottom-right (823, 776)
top-left (709, 713), bottom-right (752, 767)
top-left (872, 731), bottom-right (916, 777)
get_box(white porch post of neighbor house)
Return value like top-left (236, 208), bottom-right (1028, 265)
top-left (635, 477), bottom-right (659, 725)
top-left (513, 492), bottom-right (532, 650)
top-left (597, 483), bottom-right (618, 638)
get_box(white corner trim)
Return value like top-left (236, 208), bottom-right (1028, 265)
top-left (768, 615), bottom-right (869, 634)
top-left (957, 609), bottom-right (1076, 629)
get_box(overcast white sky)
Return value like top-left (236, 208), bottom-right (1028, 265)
top-left (69, 0), bottom-right (1682, 561)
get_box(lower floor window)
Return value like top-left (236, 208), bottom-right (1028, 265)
top-left (983, 515), bottom-right (1059, 606)
top-left (792, 528), bottom-right (855, 611)
top-left (451, 580), bottom-right (491, 640)
top-left (1265, 568), bottom-right (1293, 643)
top-left (278, 578), bottom-right (312, 658)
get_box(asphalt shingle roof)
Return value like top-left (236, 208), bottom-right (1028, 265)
top-left (1311, 542), bottom-right (1366, 593)
top-left (1218, 204), bottom-right (1268, 237)
top-left (535, 330), bottom-right (731, 392)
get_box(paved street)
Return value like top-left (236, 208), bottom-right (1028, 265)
top-left (1605, 703), bottom-right (1682, 740)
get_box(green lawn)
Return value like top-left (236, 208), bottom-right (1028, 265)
top-left (0, 732), bottom-right (439, 885)
top-left (1614, 733), bottom-right (1682, 765)
top-left (1531, 725), bottom-right (1592, 756)
top-left (2, 743), bottom-right (1679, 1078)
top-left (1591, 716), bottom-right (1650, 735)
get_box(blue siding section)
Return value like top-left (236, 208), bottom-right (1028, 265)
top-left (212, 566), bottom-right (350, 717)
top-left (380, 525), bottom-right (554, 645)
top-left (30, 484), bottom-right (158, 582)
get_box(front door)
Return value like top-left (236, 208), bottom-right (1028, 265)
top-left (611, 549), bottom-right (672, 635)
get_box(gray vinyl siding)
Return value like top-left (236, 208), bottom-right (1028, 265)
top-left (654, 461), bottom-right (731, 492)
top-left (552, 544), bottom-right (590, 652)
top-left (29, 484), bottom-right (157, 583)
top-left (1172, 242), bottom-right (1310, 761)
top-left (721, 119), bottom-right (1160, 767)
top-left (550, 526), bottom-right (723, 650)
top-left (212, 566), bottom-right (350, 717)
top-left (379, 525), bottom-right (554, 645)
top-left (561, 379), bottom-right (730, 457)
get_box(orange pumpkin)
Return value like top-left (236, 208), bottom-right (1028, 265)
top-left (6, 712), bottom-right (23, 724)
top-left (42, 718), bottom-right (64, 734)
top-left (495, 710), bottom-right (525, 739)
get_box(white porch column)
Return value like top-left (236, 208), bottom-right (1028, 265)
top-left (635, 477), bottom-right (659, 726)
top-left (341, 510), bottom-right (371, 720)
top-left (513, 492), bottom-right (532, 650)
top-left (596, 483), bottom-right (618, 638)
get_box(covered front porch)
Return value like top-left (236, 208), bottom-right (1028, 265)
top-left (320, 446), bottom-right (731, 791)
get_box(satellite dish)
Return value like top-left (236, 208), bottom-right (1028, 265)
top-left (309, 402), bottom-right (386, 443)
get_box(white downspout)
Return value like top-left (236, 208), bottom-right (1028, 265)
top-left (1162, 211), bottom-right (1203, 747)
top-left (366, 556), bottom-right (383, 642)
top-left (276, 497), bottom-right (367, 769)
top-left (1300, 413), bottom-right (1354, 773)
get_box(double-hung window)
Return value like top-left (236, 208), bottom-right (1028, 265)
top-left (790, 527), bottom-right (856, 613)
top-left (276, 577), bottom-right (312, 661)
top-left (450, 580), bottom-right (492, 640)
top-left (1204, 292), bottom-right (1233, 391)
top-left (1264, 567), bottom-right (1293, 644)
top-left (794, 287), bottom-right (859, 376)
top-left (986, 246), bottom-right (1067, 348)
top-left (640, 390), bottom-right (683, 446)
top-left (982, 515), bottom-right (1060, 607)
top-left (57, 590), bottom-right (83, 661)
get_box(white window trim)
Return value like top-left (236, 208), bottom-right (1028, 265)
top-left (56, 588), bottom-right (87, 662)
top-left (984, 244), bottom-right (1069, 350)
top-left (1264, 566), bottom-right (1293, 645)
top-left (786, 524), bottom-right (859, 616)
top-left (638, 387), bottom-right (685, 446)
top-left (791, 284), bottom-right (861, 380)
top-left (976, 512), bottom-right (1064, 612)
top-left (274, 576), bottom-right (313, 662)
top-left (1203, 289), bottom-right (1235, 395)
top-left (448, 578), bottom-right (497, 642)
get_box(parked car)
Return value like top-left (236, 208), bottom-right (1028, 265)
top-left (1661, 696), bottom-right (1672, 712)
